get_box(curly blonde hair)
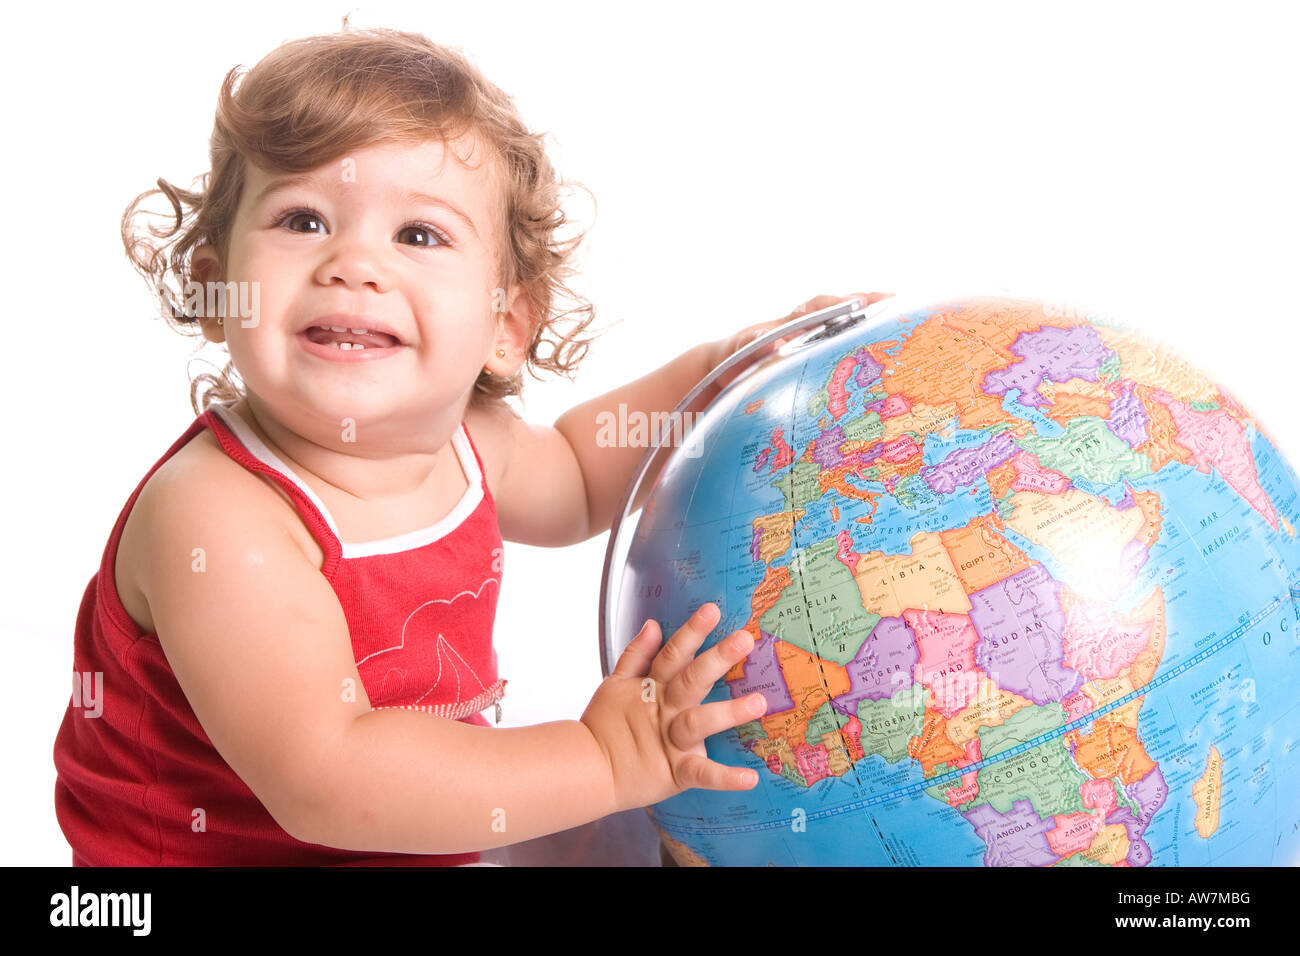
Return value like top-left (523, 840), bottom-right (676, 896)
top-left (122, 26), bottom-right (600, 414)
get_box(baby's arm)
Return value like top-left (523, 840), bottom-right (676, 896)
top-left (135, 462), bottom-right (759, 854)
top-left (463, 340), bottom-right (717, 547)
top-left (470, 294), bottom-right (890, 546)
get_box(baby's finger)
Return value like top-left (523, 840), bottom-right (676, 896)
top-left (851, 291), bottom-right (895, 306)
top-left (649, 603), bottom-right (721, 684)
top-left (668, 693), bottom-right (767, 752)
top-left (664, 628), bottom-right (754, 711)
top-left (610, 619), bottom-right (662, 680)
top-left (673, 752), bottom-right (760, 792)
top-left (783, 294), bottom-right (844, 320)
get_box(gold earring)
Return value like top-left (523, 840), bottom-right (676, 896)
top-left (217, 316), bottom-right (224, 326)
top-left (484, 347), bottom-right (507, 375)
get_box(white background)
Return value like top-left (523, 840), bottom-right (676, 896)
top-left (4, 0), bottom-right (1297, 865)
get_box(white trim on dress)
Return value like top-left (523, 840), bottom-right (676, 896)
top-left (207, 403), bottom-right (483, 558)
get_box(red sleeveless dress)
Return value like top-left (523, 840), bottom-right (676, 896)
top-left (53, 403), bottom-right (506, 865)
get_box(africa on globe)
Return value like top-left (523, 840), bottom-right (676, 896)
top-left (602, 295), bottom-right (1300, 866)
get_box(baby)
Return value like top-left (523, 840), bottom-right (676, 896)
top-left (52, 25), bottom-right (885, 865)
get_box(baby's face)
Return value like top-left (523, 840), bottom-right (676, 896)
top-left (204, 136), bottom-right (512, 442)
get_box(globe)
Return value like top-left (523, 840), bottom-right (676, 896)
top-left (600, 294), bottom-right (1300, 866)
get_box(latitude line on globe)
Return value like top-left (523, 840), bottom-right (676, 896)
top-left (664, 578), bottom-right (1294, 838)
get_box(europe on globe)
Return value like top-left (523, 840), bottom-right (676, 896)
top-left (602, 295), bottom-right (1300, 866)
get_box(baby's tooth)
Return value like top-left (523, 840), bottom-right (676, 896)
top-left (349, 328), bottom-right (369, 334)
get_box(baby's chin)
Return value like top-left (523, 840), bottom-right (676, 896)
top-left (251, 387), bottom-right (469, 442)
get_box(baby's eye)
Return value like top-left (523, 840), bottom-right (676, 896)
top-left (279, 210), bottom-right (325, 234)
top-left (397, 223), bottom-right (452, 248)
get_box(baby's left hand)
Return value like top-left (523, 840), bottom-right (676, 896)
top-left (702, 292), bottom-right (894, 398)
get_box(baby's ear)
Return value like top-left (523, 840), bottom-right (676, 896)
top-left (190, 245), bottom-right (225, 344)
top-left (190, 243), bottom-right (222, 284)
top-left (491, 284), bottom-right (536, 373)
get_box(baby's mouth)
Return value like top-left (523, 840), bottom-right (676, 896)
top-left (301, 326), bottom-right (402, 351)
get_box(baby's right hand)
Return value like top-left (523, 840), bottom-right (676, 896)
top-left (581, 603), bottom-right (767, 814)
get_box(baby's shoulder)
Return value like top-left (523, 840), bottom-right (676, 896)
top-left (151, 428), bottom-right (323, 558)
top-left (115, 429), bottom-right (324, 633)
top-left (462, 400), bottom-right (520, 499)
